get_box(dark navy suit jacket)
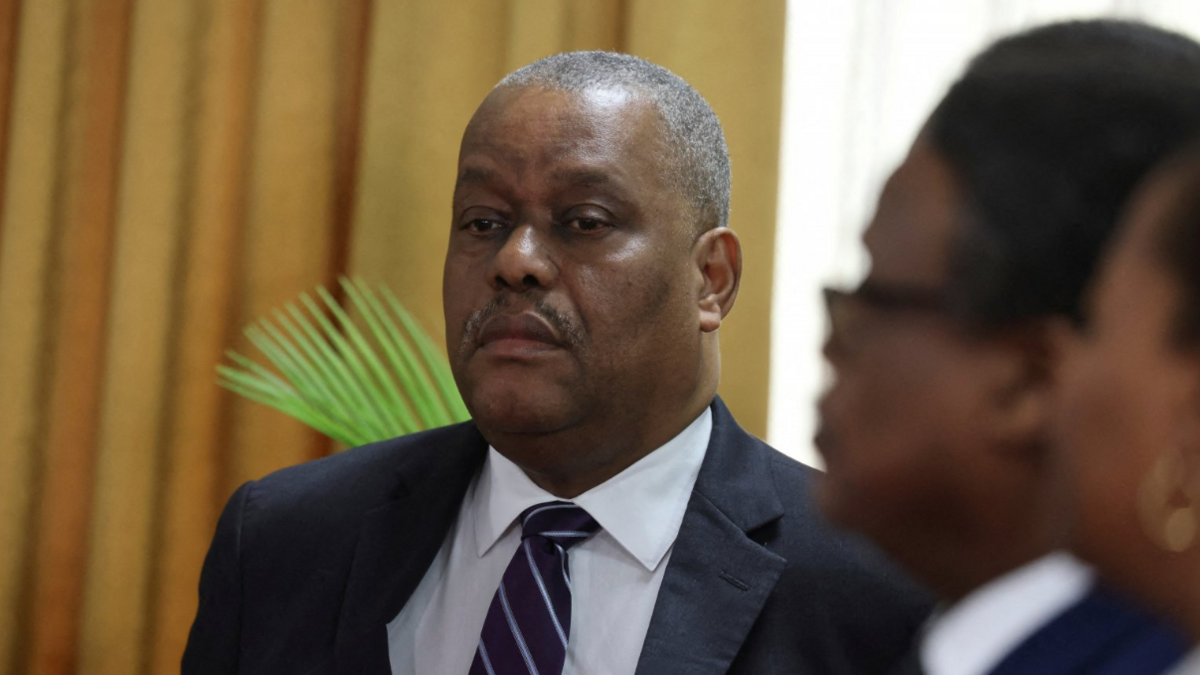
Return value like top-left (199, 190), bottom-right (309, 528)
top-left (888, 584), bottom-right (1189, 675)
top-left (988, 584), bottom-right (1189, 675)
top-left (182, 398), bottom-right (933, 674)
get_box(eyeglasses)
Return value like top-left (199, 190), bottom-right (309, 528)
top-left (823, 281), bottom-right (951, 314)
top-left (823, 281), bottom-right (955, 353)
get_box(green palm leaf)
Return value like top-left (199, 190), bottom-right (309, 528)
top-left (218, 279), bottom-right (470, 446)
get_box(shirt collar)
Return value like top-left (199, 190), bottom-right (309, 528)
top-left (921, 552), bottom-right (1094, 675)
top-left (472, 408), bottom-right (713, 572)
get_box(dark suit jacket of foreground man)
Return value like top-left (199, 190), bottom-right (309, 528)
top-left (182, 398), bottom-right (930, 675)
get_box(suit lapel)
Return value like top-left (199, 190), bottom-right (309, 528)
top-left (635, 398), bottom-right (787, 675)
top-left (332, 425), bottom-right (488, 675)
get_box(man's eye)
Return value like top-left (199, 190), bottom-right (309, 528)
top-left (466, 219), bottom-right (505, 233)
top-left (567, 217), bottom-right (607, 233)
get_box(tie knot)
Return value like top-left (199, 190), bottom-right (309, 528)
top-left (519, 501), bottom-right (599, 550)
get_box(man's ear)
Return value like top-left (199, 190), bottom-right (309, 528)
top-left (693, 227), bottom-right (742, 333)
top-left (988, 318), bottom-right (1064, 457)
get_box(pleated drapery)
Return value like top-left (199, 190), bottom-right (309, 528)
top-left (0, 2), bottom-right (785, 673)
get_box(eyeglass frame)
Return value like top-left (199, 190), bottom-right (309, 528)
top-left (822, 280), bottom-right (966, 353)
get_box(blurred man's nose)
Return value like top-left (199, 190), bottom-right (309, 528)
top-left (491, 223), bottom-right (557, 291)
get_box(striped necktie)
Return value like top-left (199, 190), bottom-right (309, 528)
top-left (470, 501), bottom-right (600, 675)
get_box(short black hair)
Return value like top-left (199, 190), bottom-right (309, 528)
top-left (926, 19), bottom-right (1200, 327)
top-left (498, 51), bottom-right (731, 232)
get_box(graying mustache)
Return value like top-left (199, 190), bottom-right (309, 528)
top-left (461, 294), bottom-right (582, 347)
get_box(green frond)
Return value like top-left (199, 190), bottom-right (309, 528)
top-left (218, 281), bottom-right (470, 447)
top-left (379, 283), bottom-right (471, 421)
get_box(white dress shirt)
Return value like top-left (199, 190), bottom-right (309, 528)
top-left (387, 409), bottom-right (713, 675)
top-left (920, 552), bottom-right (1094, 675)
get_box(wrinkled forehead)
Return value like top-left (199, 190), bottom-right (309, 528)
top-left (458, 85), bottom-right (665, 164)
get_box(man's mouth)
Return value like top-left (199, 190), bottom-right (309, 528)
top-left (477, 313), bottom-right (565, 355)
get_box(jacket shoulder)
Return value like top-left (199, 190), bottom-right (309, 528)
top-left (247, 421), bottom-right (484, 516)
top-left (232, 421), bottom-right (485, 561)
top-left (188, 422), bottom-right (485, 672)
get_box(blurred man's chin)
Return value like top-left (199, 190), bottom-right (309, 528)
top-left (814, 473), bottom-right (850, 523)
top-left (814, 473), bottom-right (873, 534)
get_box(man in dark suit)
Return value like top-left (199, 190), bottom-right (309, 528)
top-left (183, 51), bottom-right (930, 675)
top-left (816, 20), bottom-right (1200, 675)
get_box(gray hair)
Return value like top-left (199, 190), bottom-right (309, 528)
top-left (498, 51), bottom-right (731, 232)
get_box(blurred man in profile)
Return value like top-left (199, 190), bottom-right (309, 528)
top-left (818, 19), bottom-right (1200, 675)
top-left (183, 51), bottom-right (930, 675)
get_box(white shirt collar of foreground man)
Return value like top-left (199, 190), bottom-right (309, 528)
top-left (921, 552), bottom-right (1093, 675)
top-left (387, 408), bottom-right (713, 675)
top-left (474, 407), bottom-right (714, 572)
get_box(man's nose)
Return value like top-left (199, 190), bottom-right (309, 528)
top-left (491, 223), bottom-right (557, 291)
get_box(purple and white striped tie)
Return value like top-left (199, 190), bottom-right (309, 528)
top-left (469, 501), bottom-right (600, 675)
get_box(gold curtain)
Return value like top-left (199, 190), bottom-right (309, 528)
top-left (0, 1), bottom-right (785, 673)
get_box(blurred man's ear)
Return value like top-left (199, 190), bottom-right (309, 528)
top-left (695, 227), bottom-right (741, 333)
top-left (987, 318), bottom-right (1065, 458)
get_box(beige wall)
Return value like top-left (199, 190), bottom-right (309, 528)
top-left (0, 1), bottom-right (784, 673)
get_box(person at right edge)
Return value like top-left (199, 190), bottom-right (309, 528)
top-left (1056, 145), bottom-right (1200, 674)
top-left (817, 19), bottom-right (1200, 675)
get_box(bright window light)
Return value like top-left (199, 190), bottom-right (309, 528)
top-left (769, 0), bottom-right (1200, 467)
